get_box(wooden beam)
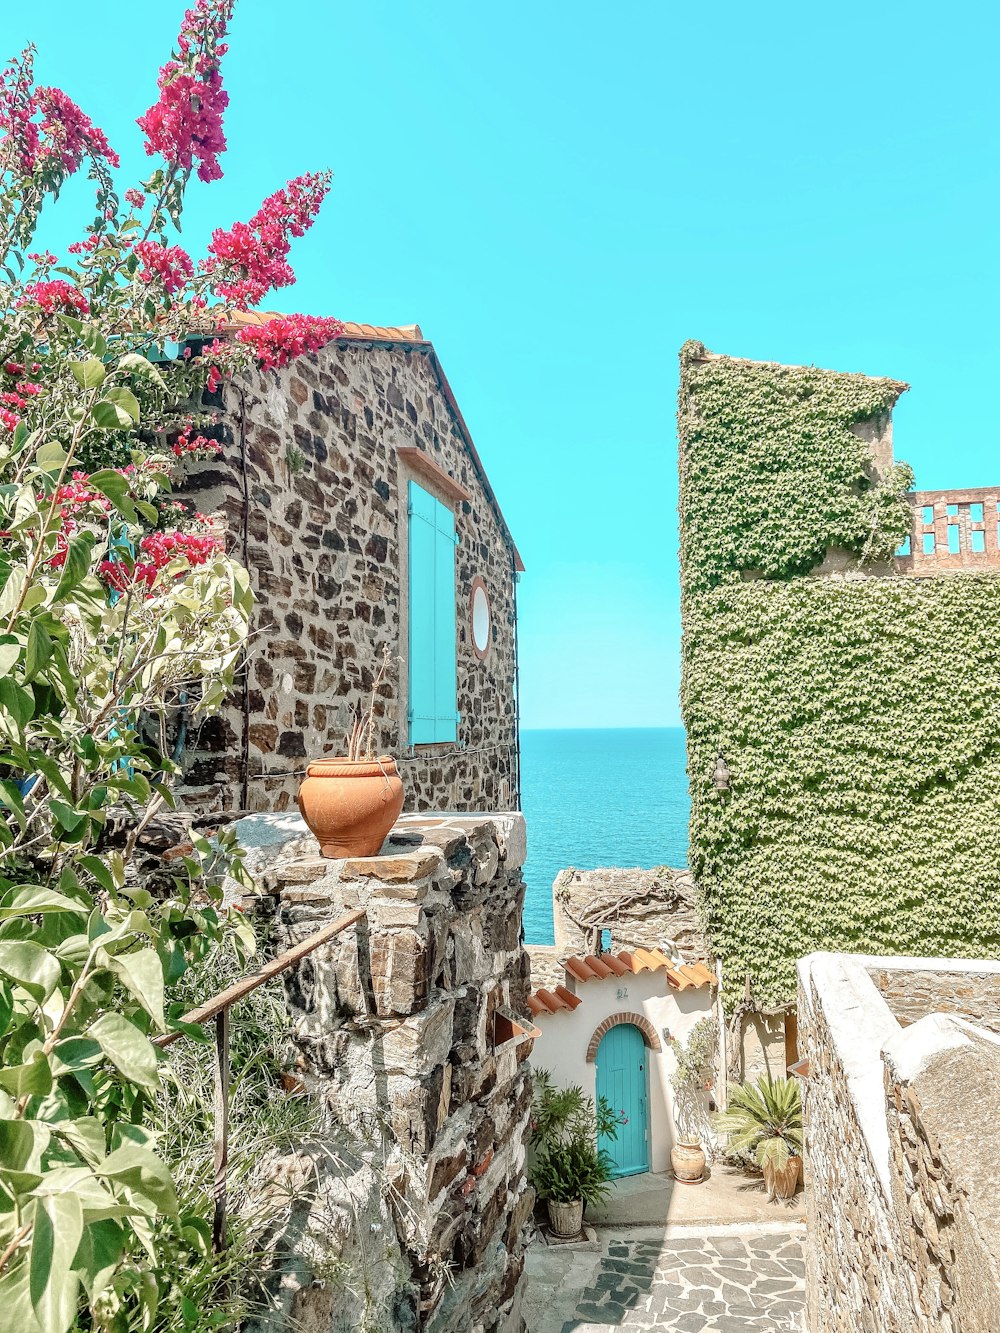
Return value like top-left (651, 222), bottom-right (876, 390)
top-left (153, 907), bottom-right (366, 1048)
top-left (397, 445), bottom-right (471, 505)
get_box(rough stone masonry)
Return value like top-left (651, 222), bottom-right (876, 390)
top-left (244, 811), bottom-right (534, 1333)
top-left (177, 327), bottom-right (521, 816)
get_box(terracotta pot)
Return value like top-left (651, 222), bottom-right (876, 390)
top-left (297, 757), bottom-right (404, 858)
top-left (547, 1199), bottom-right (583, 1238)
top-left (671, 1140), bottom-right (706, 1184)
top-left (764, 1154), bottom-right (802, 1201)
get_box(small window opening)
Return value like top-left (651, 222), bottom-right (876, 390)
top-left (972, 529), bottom-right (986, 553)
top-left (896, 535), bottom-right (911, 557)
top-left (971, 503), bottom-right (984, 523)
top-left (947, 524), bottom-right (960, 554)
top-left (600, 929), bottom-right (612, 954)
top-left (922, 505), bottom-right (934, 526)
top-left (946, 503), bottom-right (958, 517)
top-left (922, 533), bottom-right (936, 555)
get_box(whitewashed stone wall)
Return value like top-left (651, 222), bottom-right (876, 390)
top-left (246, 812), bottom-right (533, 1333)
top-left (799, 952), bottom-right (1000, 1333)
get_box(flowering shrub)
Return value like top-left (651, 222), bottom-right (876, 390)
top-left (0, 2), bottom-right (342, 1329)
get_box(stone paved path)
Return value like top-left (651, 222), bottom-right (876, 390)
top-left (523, 1224), bottom-right (806, 1332)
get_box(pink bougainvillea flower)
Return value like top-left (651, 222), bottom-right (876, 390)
top-left (18, 279), bottom-right (88, 315)
top-left (233, 313), bottom-right (343, 371)
top-left (205, 171), bottom-right (331, 306)
top-left (124, 187), bottom-right (146, 209)
top-left (0, 50), bottom-right (117, 179)
top-left (134, 239), bottom-right (194, 295)
top-left (169, 429), bottom-right (222, 458)
top-left (34, 85), bottom-right (119, 171)
top-left (137, 0), bottom-right (235, 183)
top-left (0, 49), bottom-right (40, 174)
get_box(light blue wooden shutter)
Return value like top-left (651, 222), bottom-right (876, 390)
top-left (408, 481), bottom-right (458, 743)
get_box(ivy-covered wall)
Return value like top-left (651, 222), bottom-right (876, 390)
top-left (679, 343), bottom-right (1000, 1008)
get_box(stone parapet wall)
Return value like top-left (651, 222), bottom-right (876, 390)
top-left (865, 956), bottom-right (1000, 1035)
top-left (176, 337), bottom-right (519, 814)
top-left (799, 952), bottom-right (1000, 1333)
top-left (247, 811), bottom-right (533, 1333)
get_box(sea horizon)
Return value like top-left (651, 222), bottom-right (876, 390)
top-left (519, 726), bottom-right (691, 945)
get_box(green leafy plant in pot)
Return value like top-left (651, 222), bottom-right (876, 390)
top-left (667, 1016), bottom-right (719, 1182)
top-left (529, 1071), bottom-right (619, 1237)
top-left (712, 1074), bottom-right (803, 1200)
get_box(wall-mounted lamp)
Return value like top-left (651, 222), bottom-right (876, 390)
top-left (712, 752), bottom-right (731, 800)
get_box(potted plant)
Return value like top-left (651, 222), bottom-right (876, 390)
top-left (711, 1074), bottom-right (803, 1200)
top-left (297, 649), bottom-right (404, 857)
top-left (667, 1016), bottom-right (719, 1183)
top-left (529, 1072), bottom-right (619, 1237)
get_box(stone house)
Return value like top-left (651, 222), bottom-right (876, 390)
top-left (528, 949), bottom-right (716, 1177)
top-left (177, 317), bottom-right (524, 815)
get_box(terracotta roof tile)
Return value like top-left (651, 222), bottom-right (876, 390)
top-left (531, 949), bottom-right (716, 1017)
top-left (527, 986), bottom-right (583, 1017)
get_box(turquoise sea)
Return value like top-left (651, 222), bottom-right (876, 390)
top-left (519, 728), bottom-right (691, 944)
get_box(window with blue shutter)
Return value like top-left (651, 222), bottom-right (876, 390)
top-left (408, 481), bottom-right (458, 744)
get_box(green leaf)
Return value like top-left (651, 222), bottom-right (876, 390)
top-left (88, 1013), bottom-right (160, 1090)
top-left (24, 620), bottom-right (53, 682)
top-left (49, 800), bottom-right (87, 835)
top-left (73, 1218), bottom-right (124, 1303)
top-left (69, 358), bottom-right (105, 390)
top-left (0, 677), bottom-right (35, 730)
top-left (76, 855), bottom-right (116, 895)
top-left (0, 1050), bottom-right (52, 1099)
top-left (58, 315), bottom-right (106, 358)
top-left (103, 947), bottom-right (165, 1032)
top-left (0, 886), bottom-right (85, 920)
top-left (91, 400), bottom-right (133, 431)
top-left (30, 1190), bottom-right (82, 1333)
top-left (0, 941), bottom-right (61, 1001)
top-left (116, 353), bottom-right (165, 388)
top-left (51, 535), bottom-right (94, 604)
top-left (0, 641), bottom-right (20, 677)
top-left (34, 441), bottom-right (68, 472)
top-left (48, 1038), bottom-right (104, 1080)
top-left (86, 470), bottom-right (138, 524)
top-left (96, 1144), bottom-right (176, 1216)
top-left (104, 387), bottom-right (140, 424)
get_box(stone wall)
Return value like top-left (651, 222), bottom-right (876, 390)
top-left (550, 866), bottom-right (708, 960)
top-left (865, 957), bottom-right (1000, 1035)
top-left (898, 488), bottom-right (1000, 575)
top-left (246, 811), bottom-right (533, 1333)
top-left (176, 331), bottom-right (520, 815)
top-left (798, 951), bottom-right (1000, 1333)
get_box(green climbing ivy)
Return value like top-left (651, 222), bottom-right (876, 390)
top-left (679, 344), bottom-right (1000, 1009)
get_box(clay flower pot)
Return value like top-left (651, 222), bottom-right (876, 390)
top-left (547, 1199), bottom-right (584, 1238)
top-left (297, 756), bottom-right (404, 858)
top-left (671, 1140), bottom-right (707, 1184)
top-left (764, 1154), bottom-right (802, 1201)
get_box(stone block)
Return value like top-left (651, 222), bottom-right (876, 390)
top-left (342, 850), bottom-right (443, 883)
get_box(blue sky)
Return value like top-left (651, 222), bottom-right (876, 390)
top-left (10, 2), bottom-right (998, 728)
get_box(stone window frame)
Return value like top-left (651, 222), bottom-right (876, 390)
top-left (586, 1012), bottom-right (662, 1063)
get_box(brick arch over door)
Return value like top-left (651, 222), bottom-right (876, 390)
top-left (586, 1012), bottom-right (662, 1063)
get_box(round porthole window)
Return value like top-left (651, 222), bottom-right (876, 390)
top-left (471, 577), bottom-right (491, 658)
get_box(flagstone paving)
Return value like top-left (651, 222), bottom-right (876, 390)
top-left (523, 1223), bottom-right (806, 1332)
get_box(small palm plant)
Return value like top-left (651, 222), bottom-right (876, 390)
top-left (712, 1075), bottom-right (803, 1200)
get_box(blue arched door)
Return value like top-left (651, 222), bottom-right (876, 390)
top-left (595, 1023), bottom-right (649, 1178)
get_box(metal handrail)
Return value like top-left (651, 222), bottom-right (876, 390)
top-left (153, 906), bottom-right (367, 1251)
